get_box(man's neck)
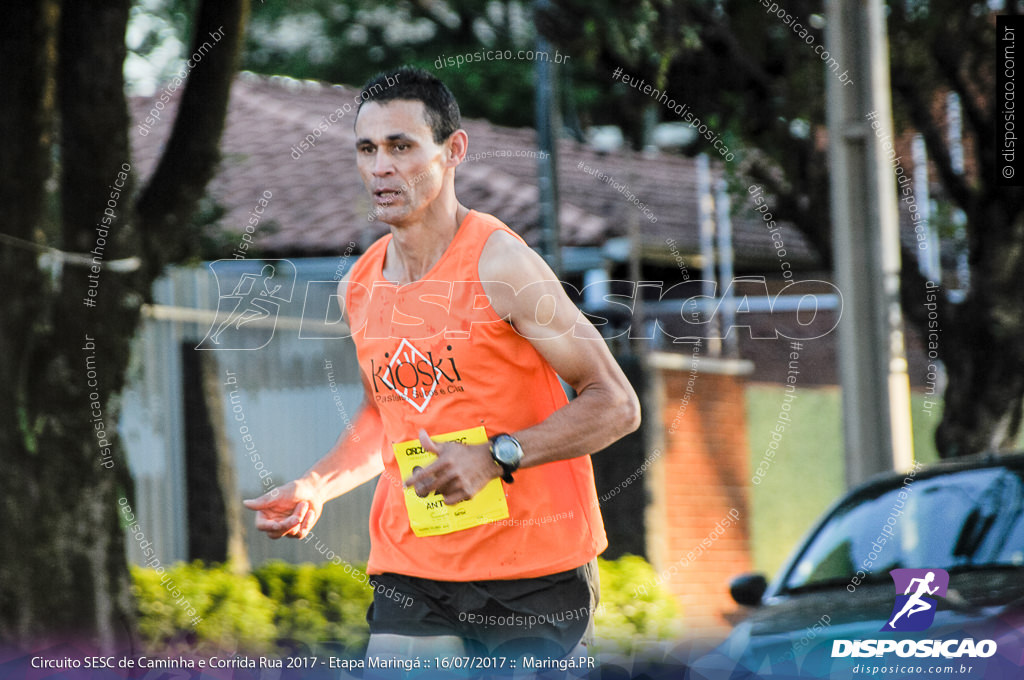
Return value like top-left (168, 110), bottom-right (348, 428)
top-left (385, 200), bottom-right (470, 285)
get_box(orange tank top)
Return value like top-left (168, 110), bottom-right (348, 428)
top-left (345, 210), bottom-right (607, 580)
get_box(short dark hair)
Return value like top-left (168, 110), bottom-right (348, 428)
top-left (357, 66), bottom-right (461, 144)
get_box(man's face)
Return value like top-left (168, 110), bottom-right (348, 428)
top-left (354, 99), bottom-right (449, 226)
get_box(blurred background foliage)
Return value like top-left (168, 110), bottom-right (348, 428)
top-left (131, 556), bottom-right (681, 656)
top-left (128, 0), bottom-right (583, 130)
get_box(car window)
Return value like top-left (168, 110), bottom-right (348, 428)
top-left (781, 467), bottom-right (1024, 593)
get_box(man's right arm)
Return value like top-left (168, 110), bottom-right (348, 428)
top-left (242, 389), bottom-right (384, 539)
top-left (300, 374), bottom-right (386, 504)
top-left (243, 273), bottom-right (385, 539)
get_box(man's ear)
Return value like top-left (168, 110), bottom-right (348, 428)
top-left (446, 129), bottom-right (469, 167)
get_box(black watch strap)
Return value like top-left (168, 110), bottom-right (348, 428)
top-left (496, 462), bottom-right (515, 484)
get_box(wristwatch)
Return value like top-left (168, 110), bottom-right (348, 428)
top-left (489, 433), bottom-right (524, 483)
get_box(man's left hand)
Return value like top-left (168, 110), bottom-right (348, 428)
top-left (405, 429), bottom-right (500, 504)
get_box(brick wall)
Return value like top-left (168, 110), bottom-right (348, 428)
top-left (645, 351), bottom-right (754, 634)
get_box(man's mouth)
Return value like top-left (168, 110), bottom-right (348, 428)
top-left (374, 189), bottom-right (402, 204)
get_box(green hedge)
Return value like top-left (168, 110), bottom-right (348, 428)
top-left (132, 555), bottom-right (680, 655)
top-left (592, 554), bottom-right (684, 653)
top-left (131, 562), bottom-right (278, 654)
top-left (252, 561), bottom-right (374, 654)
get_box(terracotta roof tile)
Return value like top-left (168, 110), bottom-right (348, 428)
top-left (130, 74), bottom-right (820, 265)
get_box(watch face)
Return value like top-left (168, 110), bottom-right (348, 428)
top-left (493, 435), bottom-right (522, 465)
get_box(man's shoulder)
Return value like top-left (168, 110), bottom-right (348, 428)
top-left (345, 234), bottom-right (390, 284)
top-left (465, 210), bottom-right (526, 244)
top-left (478, 227), bottom-right (537, 283)
top-left (465, 209), bottom-right (505, 230)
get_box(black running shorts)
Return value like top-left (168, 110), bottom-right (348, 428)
top-left (366, 559), bottom-right (599, 659)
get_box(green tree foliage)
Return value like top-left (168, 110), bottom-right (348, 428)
top-left (242, 0), bottom-right (572, 128)
top-left (540, 0), bottom-right (1024, 458)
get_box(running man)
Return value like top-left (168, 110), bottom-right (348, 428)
top-left (244, 66), bottom-right (640, 662)
top-left (888, 571), bottom-right (939, 628)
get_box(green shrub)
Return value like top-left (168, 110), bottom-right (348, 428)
top-left (252, 560), bottom-right (375, 655)
top-left (594, 555), bottom-right (683, 653)
top-left (131, 555), bottom-right (682, 656)
top-left (131, 561), bottom-right (277, 654)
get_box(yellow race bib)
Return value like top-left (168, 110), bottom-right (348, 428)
top-left (392, 426), bottom-right (510, 537)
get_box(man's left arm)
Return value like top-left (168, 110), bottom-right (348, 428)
top-left (408, 230), bottom-right (641, 503)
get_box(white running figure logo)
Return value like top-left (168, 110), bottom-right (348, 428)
top-left (210, 264), bottom-right (283, 345)
top-left (888, 571), bottom-right (939, 628)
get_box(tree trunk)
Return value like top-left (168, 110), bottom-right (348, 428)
top-left (936, 339), bottom-right (1024, 457)
top-left (0, 0), bottom-right (138, 650)
top-left (934, 204), bottom-right (1024, 457)
top-left (183, 346), bottom-right (250, 570)
top-left (0, 0), bottom-right (248, 651)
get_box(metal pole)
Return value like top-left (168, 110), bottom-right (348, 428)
top-left (826, 0), bottom-right (915, 487)
top-left (696, 154), bottom-right (720, 355)
top-left (715, 177), bottom-right (737, 357)
top-left (534, 0), bottom-right (562, 276)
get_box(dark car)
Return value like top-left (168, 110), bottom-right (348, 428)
top-left (690, 454), bottom-right (1024, 679)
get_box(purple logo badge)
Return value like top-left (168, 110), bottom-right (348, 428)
top-left (881, 568), bottom-right (949, 632)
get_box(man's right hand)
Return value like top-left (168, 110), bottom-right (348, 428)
top-left (243, 479), bottom-right (323, 539)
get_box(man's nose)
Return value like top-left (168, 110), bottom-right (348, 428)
top-left (372, 152), bottom-right (394, 176)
